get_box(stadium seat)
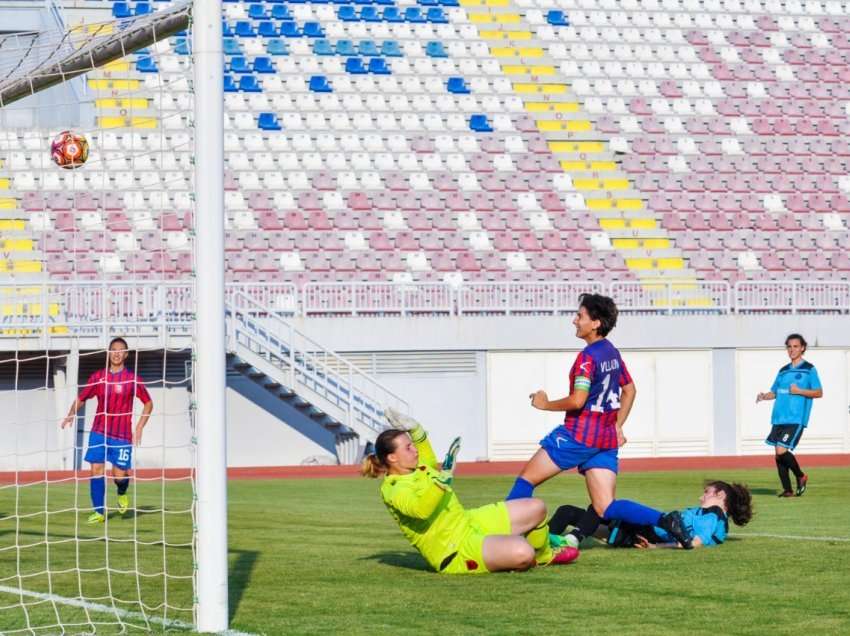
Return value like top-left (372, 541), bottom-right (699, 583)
top-left (112, 2), bottom-right (132, 18)
top-left (258, 113), bottom-right (282, 131)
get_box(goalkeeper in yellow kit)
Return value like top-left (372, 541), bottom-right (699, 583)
top-left (361, 408), bottom-right (578, 574)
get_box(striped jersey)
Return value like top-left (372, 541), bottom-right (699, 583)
top-left (563, 339), bottom-right (633, 449)
top-left (78, 367), bottom-right (152, 442)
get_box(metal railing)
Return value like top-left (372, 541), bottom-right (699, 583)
top-left (2, 281), bottom-right (849, 337)
top-left (226, 291), bottom-right (407, 436)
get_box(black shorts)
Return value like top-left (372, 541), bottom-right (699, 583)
top-left (766, 424), bottom-right (804, 450)
top-left (606, 521), bottom-right (663, 548)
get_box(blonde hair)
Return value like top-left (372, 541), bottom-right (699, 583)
top-left (359, 429), bottom-right (409, 479)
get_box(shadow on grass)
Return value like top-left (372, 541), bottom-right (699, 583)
top-left (749, 488), bottom-right (781, 496)
top-left (229, 549), bottom-right (260, 622)
top-left (360, 551), bottom-right (430, 572)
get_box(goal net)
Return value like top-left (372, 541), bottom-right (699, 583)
top-left (0, 0), bottom-right (207, 632)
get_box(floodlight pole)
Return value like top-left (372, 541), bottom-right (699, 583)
top-left (193, 0), bottom-right (229, 631)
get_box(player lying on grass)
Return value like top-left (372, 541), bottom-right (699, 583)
top-left (362, 408), bottom-right (579, 574)
top-left (549, 480), bottom-right (753, 549)
top-left (505, 293), bottom-right (693, 550)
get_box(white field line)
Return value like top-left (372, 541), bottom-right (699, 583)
top-left (0, 585), bottom-right (259, 636)
top-left (730, 532), bottom-right (850, 543)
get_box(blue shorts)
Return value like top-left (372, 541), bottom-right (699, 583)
top-left (540, 427), bottom-right (618, 474)
top-left (84, 432), bottom-right (133, 470)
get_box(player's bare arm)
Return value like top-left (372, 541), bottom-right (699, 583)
top-left (615, 382), bottom-right (636, 446)
top-left (134, 400), bottom-right (154, 446)
top-left (789, 384), bottom-right (822, 399)
top-left (61, 398), bottom-right (85, 428)
top-left (529, 389), bottom-right (589, 412)
top-left (756, 391), bottom-right (775, 403)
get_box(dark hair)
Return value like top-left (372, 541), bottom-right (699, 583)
top-left (578, 293), bottom-right (619, 337)
top-left (109, 337), bottom-right (129, 351)
top-left (360, 429), bottom-right (409, 478)
top-left (706, 480), bottom-right (753, 526)
top-left (785, 333), bottom-right (807, 353)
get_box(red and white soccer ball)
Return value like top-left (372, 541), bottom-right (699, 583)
top-left (51, 130), bottom-right (89, 169)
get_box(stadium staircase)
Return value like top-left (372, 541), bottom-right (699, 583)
top-left (225, 291), bottom-right (407, 464)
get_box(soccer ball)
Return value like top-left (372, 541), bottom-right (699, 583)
top-left (50, 130), bottom-right (89, 169)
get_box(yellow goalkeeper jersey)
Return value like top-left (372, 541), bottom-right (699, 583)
top-left (380, 429), bottom-right (469, 571)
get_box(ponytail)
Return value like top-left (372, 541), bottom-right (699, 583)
top-left (359, 429), bottom-right (409, 479)
top-left (360, 453), bottom-right (387, 479)
top-left (707, 480), bottom-right (754, 526)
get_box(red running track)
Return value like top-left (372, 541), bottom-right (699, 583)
top-left (2, 454), bottom-right (847, 483)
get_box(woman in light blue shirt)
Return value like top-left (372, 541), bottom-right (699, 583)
top-left (757, 334), bottom-right (823, 497)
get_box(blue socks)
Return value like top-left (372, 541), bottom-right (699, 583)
top-left (603, 499), bottom-right (663, 527)
top-left (90, 476), bottom-right (105, 515)
top-left (506, 477), bottom-right (535, 501)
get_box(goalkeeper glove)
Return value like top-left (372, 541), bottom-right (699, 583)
top-left (384, 406), bottom-right (427, 443)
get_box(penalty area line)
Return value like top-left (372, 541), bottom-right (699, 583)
top-left (0, 585), bottom-right (258, 636)
top-left (731, 532), bottom-right (850, 543)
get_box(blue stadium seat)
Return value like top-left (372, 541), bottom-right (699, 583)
top-left (381, 41), bottom-right (402, 56)
top-left (469, 114), bottom-right (493, 132)
top-left (267, 39), bottom-right (288, 55)
top-left (426, 41), bottom-right (447, 57)
top-left (134, 2), bottom-right (152, 15)
top-left (439, 0), bottom-right (459, 6)
top-left (112, 2), bottom-right (131, 18)
top-left (248, 3), bottom-right (267, 19)
top-left (382, 7), bottom-right (402, 21)
top-left (426, 7), bottom-right (447, 22)
top-left (314, 39), bottom-right (334, 55)
top-left (230, 56), bottom-right (251, 73)
top-left (258, 21), bottom-right (278, 37)
top-left (546, 10), bottom-right (569, 25)
top-left (336, 40), bottom-right (356, 55)
top-left (280, 21), bottom-right (301, 37)
top-left (239, 76), bottom-right (262, 92)
top-left (303, 22), bottom-right (325, 37)
top-left (358, 40), bottom-right (379, 56)
top-left (254, 57), bottom-right (276, 73)
top-left (224, 75), bottom-right (238, 92)
top-left (353, 0), bottom-right (371, 4)
top-left (270, 5), bottom-right (291, 19)
top-left (222, 38), bottom-right (240, 55)
top-left (309, 75), bottom-right (333, 92)
top-left (235, 21), bottom-right (256, 37)
top-left (136, 57), bottom-right (158, 72)
top-left (419, 0), bottom-right (438, 5)
top-left (374, 0), bottom-right (393, 5)
top-left (258, 113), bottom-right (282, 131)
top-left (360, 7), bottom-right (380, 21)
top-left (368, 58), bottom-right (390, 74)
top-left (405, 7), bottom-right (425, 22)
top-left (175, 37), bottom-right (193, 55)
top-left (345, 58), bottom-right (367, 74)
top-left (338, 6), bottom-right (357, 21)
top-left (447, 77), bottom-right (470, 93)
top-left (222, 21), bottom-right (234, 37)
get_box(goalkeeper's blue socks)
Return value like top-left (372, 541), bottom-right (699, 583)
top-left (90, 475), bottom-right (105, 515)
top-left (506, 477), bottom-right (535, 500)
top-left (603, 499), bottom-right (662, 526)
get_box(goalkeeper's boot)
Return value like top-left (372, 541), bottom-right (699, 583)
top-left (87, 511), bottom-right (105, 525)
top-left (117, 494), bottom-right (130, 514)
top-left (548, 546), bottom-right (580, 566)
top-left (657, 511), bottom-right (693, 549)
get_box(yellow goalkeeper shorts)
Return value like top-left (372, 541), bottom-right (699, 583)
top-left (440, 502), bottom-right (512, 575)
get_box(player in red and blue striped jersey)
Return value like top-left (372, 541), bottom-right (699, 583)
top-left (61, 337), bottom-right (153, 524)
top-left (507, 294), bottom-right (694, 549)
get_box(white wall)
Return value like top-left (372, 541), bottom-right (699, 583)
top-left (487, 348), bottom-right (849, 460)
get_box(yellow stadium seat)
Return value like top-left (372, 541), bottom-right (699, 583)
top-left (529, 65), bottom-right (555, 75)
top-left (2, 239), bottom-right (34, 252)
top-left (537, 119), bottom-right (592, 132)
top-left (469, 13), bottom-right (492, 23)
top-left (88, 79), bottom-right (139, 90)
top-left (98, 116), bottom-right (127, 129)
top-left (603, 178), bottom-right (630, 190)
top-left (657, 258), bottom-right (684, 269)
top-left (0, 260), bottom-right (42, 273)
top-left (496, 14), bottom-right (521, 23)
top-left (486, 0), bottom-right (509, 6)
top-left (460, 0), bottom-right (482, 5)
top-left (616, 199), bottom-right (643, 210)
top-left (574, 178), bottom-right (602, 190)
top-left (131, 117), bottom-right (158, 128)
top-left (612, 238), bottom-right (640, 249)
top-left (103, 60), bottom-right (130, 72)
top-left (549, 141), bottom-right (605, 153)
top-left (502, 65), bottom-right (528, 75)
top-left (625, 258), bottom-right (653, 270)
top-left (599, 219), bottom-right (626, 230)
top-left (642, 238), bottom-right (671, 249)
top-left (479, 30), bottom-right (506, 39)
top-left (0, 178), bottom-right (9, 190)
top-left (586, 199), bottom-right (613, 210)
top-left (518, 47), bottom-right (544, 57)
top-left (0, 220), bottom-right (25, 230)
top-left (506, 31), bottom-right (532, 40)
top-left (490, 47), bottom-right (516, 57)
top-left (0, 198), bottom-right (17, 210)
top-left (629, 218), bottom-right (657, 229)
top-left (96, 98), bottom-right (149, 109)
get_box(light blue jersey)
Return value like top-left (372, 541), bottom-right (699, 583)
top-left (654, 506), bottom-right (729, 547)
top-left (770, 361), bottom-right (821, 427)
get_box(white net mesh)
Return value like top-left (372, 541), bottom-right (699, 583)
top-left (0, 2), bottom-right (199, 633)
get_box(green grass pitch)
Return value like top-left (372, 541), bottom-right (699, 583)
top-left (2, 467), bottom-right (849, 634)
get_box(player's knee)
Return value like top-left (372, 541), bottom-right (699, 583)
top-left (528, 497), bottom-right (547, 524)
top-left (514, 542), bottom-right (536, 570)
top-left (592, 500), bottom-right (609, 517)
